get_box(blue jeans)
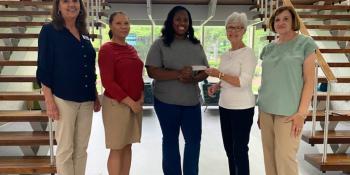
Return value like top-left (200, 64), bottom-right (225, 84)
top-left (154, 98), bottom-right (202, 175)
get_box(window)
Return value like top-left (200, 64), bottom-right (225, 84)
top-left (93, 25), bottom-right (269, 94)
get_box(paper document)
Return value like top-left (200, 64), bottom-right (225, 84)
top-left (192, 65), bottom-right (207, 71)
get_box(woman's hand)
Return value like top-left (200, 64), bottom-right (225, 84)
top-left (208, 83), bottom-right (220, 97)
top-left (130, 101), bottom-right (142, 114)
top-left (285, 113), bottom-right (306, 138)
top-left (93, 98), bottom-right (101, 112)
top-left (179, 66), bottom-right (192, 78)
top-left (178, 66), bottom-right (193, 83)
top-left (122, 97), bottom-right (142, 114)
top-left (45, 98), bottom-right (59, 120)
top-left (205, 68), bottom-right (220, 78)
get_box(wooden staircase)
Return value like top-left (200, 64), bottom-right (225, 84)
top-left (265, 35), bottom-right (350, 41)
top-left (0, 156), bottom-right (56, 174)
top-left (262, 23), bottom-right (350, 30)
top-left (252, 0), bottom-right (350, 173)
top-left (0, 0), bottom-right (106, 174)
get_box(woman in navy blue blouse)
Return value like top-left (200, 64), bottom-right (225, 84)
top-left (36, 0), bottom-right (100, 174)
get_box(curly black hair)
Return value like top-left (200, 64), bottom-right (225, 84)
top-left (161, 6), bottom-right (200, 47)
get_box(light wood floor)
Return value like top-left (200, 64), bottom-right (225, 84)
top-left (86, 107), bottom-right (348, 175)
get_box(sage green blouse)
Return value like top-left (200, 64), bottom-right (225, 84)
top-left (258, 34), bottom-right (317, 116)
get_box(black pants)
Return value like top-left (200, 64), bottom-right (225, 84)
top-left (219, 106), bottom-right (255, 175)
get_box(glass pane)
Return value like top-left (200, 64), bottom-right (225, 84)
top-left (93, 25), bottom-right (269, 95)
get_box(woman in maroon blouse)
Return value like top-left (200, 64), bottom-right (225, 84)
top-left (98, 11), bottom-right (144, 175)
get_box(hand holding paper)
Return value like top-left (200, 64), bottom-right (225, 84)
top-left (192, 65), bottom-right (207, 71)
top-left (205, 68), bottom-right (220, 78)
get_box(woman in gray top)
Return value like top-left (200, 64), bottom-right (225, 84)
top-left (145, 6), bottom-right (208, 175)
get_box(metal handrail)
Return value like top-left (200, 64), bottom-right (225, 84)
top-left (264, 0), bottom-right (268, 25)
top-left (200, 0), bottom-right (217, 46)
top-left (311, 62), bottom-right (319, 137)
top-left (49, 119), bottom-right (54, 165)
top-left (322, 83), bottom-right (332, 162)
top-left (146, 0), bottom-right (156, 42)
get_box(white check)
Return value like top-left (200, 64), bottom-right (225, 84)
top-left (192, 65), bottom-right (207, 71)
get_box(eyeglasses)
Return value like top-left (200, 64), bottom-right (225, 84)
top-left (226, 26), bottom-right (245, 31)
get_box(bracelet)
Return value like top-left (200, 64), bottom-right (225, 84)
top-left (218, 72), bottom-right (225, 79)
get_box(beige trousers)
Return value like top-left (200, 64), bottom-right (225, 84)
top-left (54, 96), bottom-right (94, 175)
top-left (260, 111), bottom-right (302, 175)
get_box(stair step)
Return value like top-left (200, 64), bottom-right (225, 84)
top-left (293, 5), bottom-right (350, 10)
top-left (251, 4), bottom-right (350, 10)
top-left (0, 0), bottom-right (110, 7)
top-left (327, 62), bottom-right (350, 67)
top-left (320, 49), bottom-right (350, 54)
top-left (305, 153), bottom-right (350, 172)
top-left (305, 25), bottom-right (350, 30)
top-left (0, 10), bottom-right (106, 17)
top-left (0, 75), bottom-right (36, 82)
top-left (262, 24), bottom-right (350, 30)
top-left (0, 47), bottom-right (37, 51)
top-left (0, 21), bottom-right (47, 27)
top-left (317, 92), bottom-right (350, 101)
top-left (0, 11), bottom-right (50, 16)
top-left (0, 21), bottom-right (103, 28)
top-left (255, 14), bottom-right (350, 19)
top-left (0, 1), bottom-right (52, 6)
top-left (0, 33), bottom-right (100, 39)
top-left (319, 76), bottom-right (350, 83)
top-left (0, 131), bottom-right (56, 146)
top-left (0, 33), bottom-right (38, 39)
top-left (265, 36), bottom-right (350, 42)
top-left (0, 156), bottom-right (56, 174)
top-left (253, 0), bottom-right (350, 6)
top-left (0, 60), bottom-right (37, 66)
top-left (0, 92), bottom-right (44, 101)
top-left (0, 110), bottom-right (47, 122)
top-left (306, 110), bottom-right (350, 121)
top-left (0, 46), bottom-right (100, 52)
top-left (302, 130), bottom-right (350, 144)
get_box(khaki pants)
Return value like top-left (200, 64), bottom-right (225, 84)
top-left (54, 96), bottom-right (94, 175)
top-left (260, 111), bottom-right (302, 175)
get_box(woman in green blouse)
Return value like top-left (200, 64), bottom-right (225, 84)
top-left (258, 6), bottom-right (317, 175)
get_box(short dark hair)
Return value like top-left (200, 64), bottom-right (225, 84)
top-left (108, 11), bottom-right (128, 39)
top-left (269, 6), bottom-right (300, 33)
top-left (161, 6), bottom-right (200, 47)
top-left (51, 0), bottom-right (88, 35)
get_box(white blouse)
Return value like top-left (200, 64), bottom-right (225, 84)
top-left (218, 47), bottom-right (257, 109)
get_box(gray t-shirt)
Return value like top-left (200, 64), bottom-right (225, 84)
top-left (146, 38), bottom-right (209, 106)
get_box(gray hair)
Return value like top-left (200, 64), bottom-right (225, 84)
top-left (225, 12), bottom-right (248, 29)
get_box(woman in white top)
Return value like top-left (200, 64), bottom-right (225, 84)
top-left (205, 12), bottom-right (257, 175)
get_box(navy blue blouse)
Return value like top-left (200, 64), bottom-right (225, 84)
top-left (36, 23), bottom-right (96, 102)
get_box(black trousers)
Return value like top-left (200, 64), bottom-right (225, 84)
top-left (219, 106), bottom-right (255, 175)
